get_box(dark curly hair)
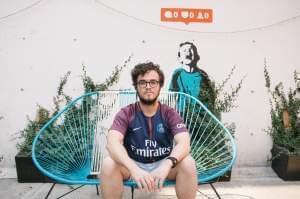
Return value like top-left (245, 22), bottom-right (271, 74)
top-left (131, 62), bottom-right (165, 88)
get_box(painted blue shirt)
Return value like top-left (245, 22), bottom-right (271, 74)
top-left (169, 67), bottom-right (203, 99)
top-left (110, 102), bottom-right (187, 163)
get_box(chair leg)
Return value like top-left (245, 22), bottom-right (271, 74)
top-left (45, 183), bottom-right (56, 199)
top-left (209, 183), bottom-right (221, 199)
top-left (131, 186), bottom-right (134, 199)
top-left (96, 185), bottom-right (99, 195)
top-left (56, 185), bottom-right (85, 199)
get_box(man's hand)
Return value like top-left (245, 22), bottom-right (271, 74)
top-left (130, 167), bottom-right (155, 192)
top-left (150, 160), bottom-right (173, 191)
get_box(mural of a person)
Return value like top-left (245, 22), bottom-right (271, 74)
top-left (169, 41), bottom-right (215, 110)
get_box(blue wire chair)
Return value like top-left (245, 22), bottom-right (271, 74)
top-left (32, 91), bottom-right (236, 199)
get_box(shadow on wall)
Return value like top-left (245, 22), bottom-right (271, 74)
top-left (0, 117), bottom-right (4, 168)
top-left (0, 155), bottom-right (3, 167)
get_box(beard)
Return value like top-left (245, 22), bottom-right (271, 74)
top-left (137, 91), bottom-right (159, 105)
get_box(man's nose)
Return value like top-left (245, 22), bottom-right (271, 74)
top-left (145, 82), bottom-right (152, 88)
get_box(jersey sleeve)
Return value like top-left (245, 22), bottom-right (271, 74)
top-left (165, 107), bottom-right (188, 135)
top-left (110, 108), bottom-right (129, 135)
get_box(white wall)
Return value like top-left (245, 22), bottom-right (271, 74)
top-left (0, 0), bottom-right (300, 168)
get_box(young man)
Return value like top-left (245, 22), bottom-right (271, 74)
top-left (100, 62), bottom-right (197, 199)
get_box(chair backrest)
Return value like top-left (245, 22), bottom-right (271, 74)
top-left (32, 91), bottom-right (236, 184)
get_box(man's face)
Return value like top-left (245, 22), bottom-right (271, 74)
top-left (178, 44), bottom-right (194, 65)
top-left (136, 70), bottom-right (161, 105)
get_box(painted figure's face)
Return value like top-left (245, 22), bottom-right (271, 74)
top-left (136, 70), bottom-right (161, 105)
top-left (178, 44), bottom-right (195, 65)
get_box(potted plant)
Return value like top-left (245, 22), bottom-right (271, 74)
top-left (264, 63), bottom-right (300, 180)
top-left (15, 56), bottom-right (132, 182)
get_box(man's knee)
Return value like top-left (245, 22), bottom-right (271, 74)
top-left (101, 157), bottom-right (116, 178)
top-left (101, 156), bottom-right (130, 179)
top-left (102, 157), bottom-right (117, 171)
top-left (177, 155), bottom-right (196, 175)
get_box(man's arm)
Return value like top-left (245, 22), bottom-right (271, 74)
top-left (106, 130), bottom-right (138, 172)
top-left (106, 130), bottom-right (155, 192)
top-left (169, 132), bottom-right (190, 162)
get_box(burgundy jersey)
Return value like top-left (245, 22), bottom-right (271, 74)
top-left (110, 102), bottom-right (188, 163)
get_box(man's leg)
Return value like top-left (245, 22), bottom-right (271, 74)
top-left (100, 156), bottom-right (130, 199)
top-left (167, 155), bottom-right (198, 199)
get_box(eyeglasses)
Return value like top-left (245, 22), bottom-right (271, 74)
top-left (137, 80), bottom-right (160, 88)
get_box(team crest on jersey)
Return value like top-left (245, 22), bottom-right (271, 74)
top-left (157, 123), bottom-right (165, 133)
